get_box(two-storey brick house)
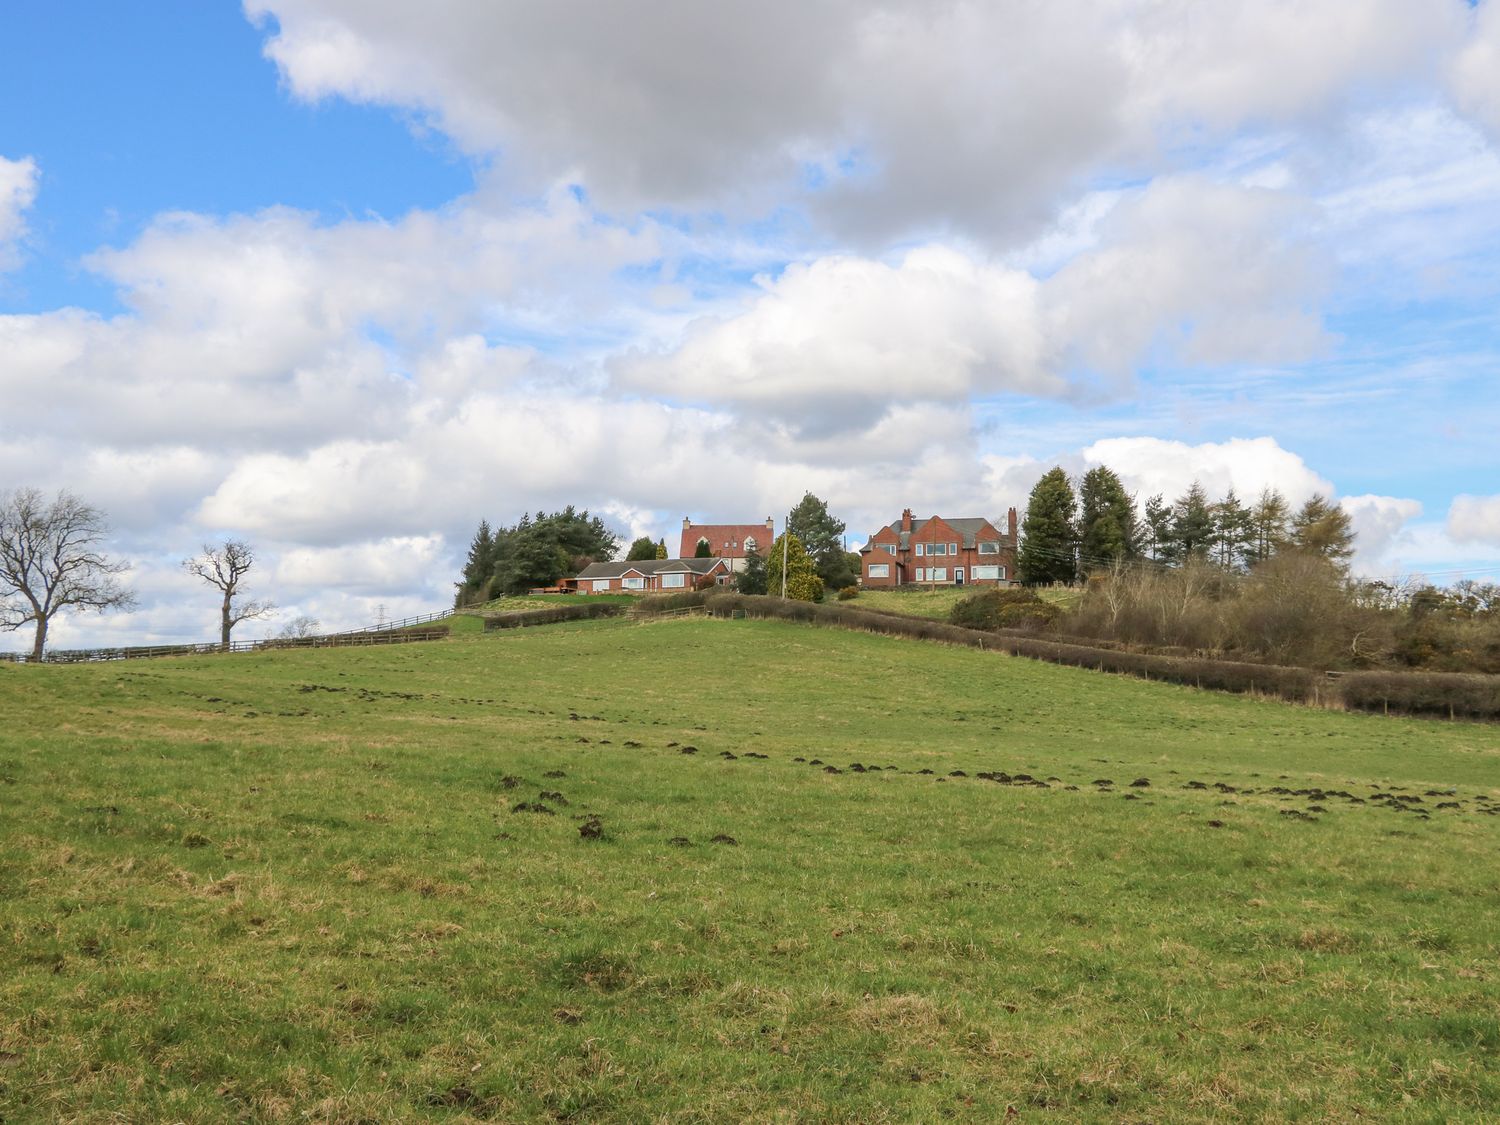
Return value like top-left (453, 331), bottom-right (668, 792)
top-left (859, 508), bottom-right (1018, 588)
top-left (678, 518), bottom-right (775, 574)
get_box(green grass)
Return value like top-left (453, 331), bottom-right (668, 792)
top-left (2, 617), bottom-right (1498, 1121)
top-left (460, 593), bottom-right (635, 615)
top-left (853, 585), bottom-right (1080, 620)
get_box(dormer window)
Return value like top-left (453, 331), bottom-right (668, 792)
top-left (744, 537), bottom-right (757, 553)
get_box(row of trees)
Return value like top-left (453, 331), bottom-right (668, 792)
top-left (1018, 466), bottom-right (1356, 584)
top-left (1, 487), bottom-right (277, 658)
top-left (455, 507), bottom-right (620, 606)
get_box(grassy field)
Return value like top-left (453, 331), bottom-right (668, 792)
top-left (852, 585), bottom-right (1080, 620)
top-left (2, 616), bottom-right (1498, 1122)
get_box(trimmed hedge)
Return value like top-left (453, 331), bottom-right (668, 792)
top-left (1338, 670), bottom-right (1500, 720)
top-left (628, 590), bottom-right (1500, 720)
top-left (484, 603), bottom-right (627, 630)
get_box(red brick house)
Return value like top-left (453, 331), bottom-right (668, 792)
top-left (678, 518), bottom-right (775, 573)
top-left (859, 508), bottom-right (1018, 588)
top-left (574, 556), bottom-right (731, 593)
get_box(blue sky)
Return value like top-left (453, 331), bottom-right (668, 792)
top-left (3, 0), bottom-right (1500, 645)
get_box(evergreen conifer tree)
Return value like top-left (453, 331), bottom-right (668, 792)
top-left (1211, 488), bottom-right (1253, 570)
top-left (1168, 481), bottom-right (1215, 562)
top-left (1017, 468), bottom-right (1078, 585)
top-left (1077, 466), bottom-right (1138, 570)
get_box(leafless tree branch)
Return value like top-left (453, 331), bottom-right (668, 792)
top-left (183, 539), bottom-right (277, 650)
top-left (0, 487), bottom-right (136, 659)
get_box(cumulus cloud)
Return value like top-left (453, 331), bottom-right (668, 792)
top-left (1341, 494), bottom-right (1425, 566)
top-left (275, 535), bottom-right (446, 593)
top-left (1447, 493), bottom-right (1500, 545)
top-left (1449, 0), bottom-right (1500, 140)
top-left (248, 0), bottom-right (1465, 239)
top-left (1078, 436), bottom-right (1332, 504)
top-left (618, 177), bottom-right (1330, 431)
top-left (0, 186), bottom-right (661, 452)
top-left (0, 155), bottom-right (39, 271)
top-left (614, 246), bottom-right (1054, 428)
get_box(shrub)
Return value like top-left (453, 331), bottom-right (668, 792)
top-left (837, 585), bottom-right (859, 601)
top-left (949, 588), bottom-right (1047, 631)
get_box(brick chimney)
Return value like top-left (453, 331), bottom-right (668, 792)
top-left (1007, 507), bottom-right (1018, 539)
top-left (682, 516), bottom-right (692, 529)
top-left (901, 507), bottom-right (914, 533)
top-left (765, 517), bottom-right (774, 532)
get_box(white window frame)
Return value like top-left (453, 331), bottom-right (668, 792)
top-left (978, 540), bottom-right (1000, 555)
top-left (931, 567), bottom-right (948, 582)
top-left (972, 565), bottom-right (1000, 580)
top-left (744, 537), bottom-right (757, 553)
top-left (868, 563), bottom-right (889, 578)
top-left (592, 579), bottom-right (612, 591)
top-left (916, 543), bottom-right (925, 556)
top-left (660, 572), bottom-right (686, 588)
top-left (950, 542), bottom-right (958, 555)
top-left (622, 576), bottom-right (645, 590)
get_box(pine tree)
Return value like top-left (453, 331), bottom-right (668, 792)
top-left (1291, 494), bottom-right (1355, 568)
top-left (1017, 468), bottom-right (1078, 585)
top-left (1142, 494), bottom-right (1172, 562)
top-left (487, 508), bottom-right (621, 595)
top-left (786, 492), bottom-right (851, 589)
top-left (1211, 488), bottom-right (1253, 570)
top-left (455, 520), bottom-right (497, 606)
top-left (1077, 466), bottom-right (1138, 570)
top-left (1246, 487), bottom-right (1292, 566)
top-left (1168, 481), bottom-right (1215, 562)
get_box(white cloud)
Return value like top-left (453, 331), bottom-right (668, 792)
top-left (275, 535), bottom-right (446, 593)
top-left (0, 186), bottom-right (661, 452)
top-left (248, 0), bottom-right (1466, 239)
top-left (618, 177), bottom-right (1330, 430)
top-left (614, 246), bottom-right (1054, 428)
top-left (1341, 494), bottom-right (1425, 567)
top-left (1077, 435), bottom-right (1334, 504)
top-left (1447, 493), bottom-right (1500, 545)
top-left (0, 155), bottom-right (39, 271)
top-left (1449, 0), bottom-right (1500, 141)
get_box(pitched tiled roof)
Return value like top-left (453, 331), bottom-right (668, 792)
top-left (861, 516), bottom-right (1002, 552)
top-left (576, 557), bottom-right (728, 580)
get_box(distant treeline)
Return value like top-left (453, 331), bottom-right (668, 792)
top-left (1017, 465), bottom-right (1355, 584)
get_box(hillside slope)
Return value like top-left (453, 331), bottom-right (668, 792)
top-left (1, 618), bottom-right (1497, 1121)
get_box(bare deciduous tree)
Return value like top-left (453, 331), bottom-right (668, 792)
top-left (184, 540), bottom-right (276, 650)
top-left (0, 488), bottom-right (137, 660)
